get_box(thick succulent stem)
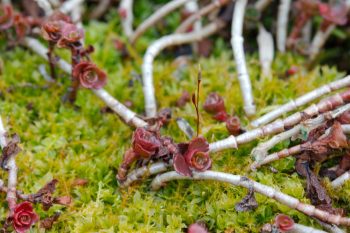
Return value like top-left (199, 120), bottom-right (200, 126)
top-left (142, 21), bottom-right (225, 117)
top-left (151, 170), bottom-right (350, 226)
top-left (251, 76), bottom-right (350, 127)
top-left (231, 0), bottom-right (256, 116)
top-left (119, 0), bottom-right (134, 38)
top-left (276, 0), bottom-right (291, 53)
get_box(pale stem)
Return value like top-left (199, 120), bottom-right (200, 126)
top-left (151, 170), bottom-right (350, 226)
top-left (276, 0), bottom-right (291, 53)
top-left (231, 0), bottom-right (256, 116)
top-left (251, 75), bottom-right (350, 127)
top-left (142, 21), bottom-right (225, 117)
top-left (23, 37), bottom-right (147, 128)
top-left (90, 0), bottom-right (111, 19)
top-left (130, 0), bottom-right (193, 44)
top-left (251, 104), bottom-right (350, 163)
top-left (0, 116), bottom-right (18, 216)
top-left (119, 0), bottom-right (134, 38)
top-left (59, 0), bottom-right (84, 14)
top-left (286, 223), bottom-right (327, 233)
top-left (257, 24), bottom-right (274, 77)
top-left (209, 90), bottom-right (350, 153)
top-left (34, 0), bottom-right (53, 15)
top-left (119, 161), bottom-right (171, 188)
top-left (331, 171), bottom-right (350, 188)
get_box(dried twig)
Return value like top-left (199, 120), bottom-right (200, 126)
top-left (251, 75), bottom-right (350, 127)
top-left (142, 21), bottom-right (225, 117)
top-left (231, 0), bottom-right (256, 116)
top-left (34, 0), bottom-right (53, 15)
top-left (59, 0), bottom-right (84, 14)
top-left (0, 116), bottom-right (18, 217)
top-left (23, 37), bottom-right (147, 128)
top-left (277, 0), bottom-right (291, 53)
top-left (130, 0), bottom-right (192, 44)
top-left (90, 0), bottom-right (111, 20)
top-left (254, 0), bottom-right (273, 12)
top-left (151, 170), bottom-right (350, 226)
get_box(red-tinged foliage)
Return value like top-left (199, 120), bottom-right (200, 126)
top-left (132, 128), bottom-right (161, 158)
top-left (319, 2), bottom-right (348, 31)
top-left (57, 23), bottom-right (84, 48)
top-left (72, 61), bottom-right (107, 89)
top-left (225, 116), bottom-right (242, 135)
top-left (187, 222), bottom-right (209, 233)
top-left (203, 92), bottom-right (226, 114)
top-left (0, 4), bottom-right (13, 30)
top-left (275, 214), bottom-right (294, 232)
top-left (13, 202), bottom-right (39, 233)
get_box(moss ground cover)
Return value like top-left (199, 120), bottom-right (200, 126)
top-left (1, 9), bottom-right (350, 233)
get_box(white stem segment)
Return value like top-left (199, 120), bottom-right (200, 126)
top-left (276, 0), bottom-right (291, 53)
top-left (251, 75), bottom-right (350, 127)
top-left (254, 0), bottom-right (273, 12)
top-left (251, 104), bottom-right (350, 163)
top-left (120, 161), bottom-right (171, 187)
top-left (34, 0), bottom-right (53, 15)
top-left (231, 0), bottom-right (256, 116)
top-left (308, 26), bottom-right (335, 62)
top-left (90, 0), bottom-right (111, 19)
top-left (0, 116), bottom-right (18, 216)
top-left (59, 0), bottom-right (84, 14)
top-left (286, 223), bottom-right (327, 233)
top-left (210, 90), bottom-right (350, 153)
top-left (119, 0), bottom-right (134, 39)
top-left (131, 0), bottom-right (193, 44)
top-left (257, 24), bottom-right (274, 77)
top-left (142, 21), bottom-right (224, 117)
top-left (151, 170), bottom-right (350, 226)
top-left (331, 171), bottom-right (350, 188)
top-left (23, 37), bottom-right (147, 128)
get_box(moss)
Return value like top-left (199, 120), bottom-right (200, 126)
top-left (0, 14), bottom-right (349, 233)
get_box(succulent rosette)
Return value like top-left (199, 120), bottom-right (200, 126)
top-left (275, 214), bottom-right (294, 232)
top-left (319, 2), bottom-right (348, 29)
top-left (13, 202), bottom-right (39, 233)
top-left (174, 137), bottom-right (211, 176)
top-left (57, 23), bottom-right (84, 48)
top-left (225, 116), bottom-right (242, 136)
top-left (203, 92), bottom-right (226, 114)
top-left (72, 61), bottom-right (107, 89)
top-left (132, 128), bottom-right (161, 158)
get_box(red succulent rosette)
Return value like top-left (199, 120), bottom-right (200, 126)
top-left (225, 116), bottom-right (242, 136)
top-left (213, 111), bottom-right (228, 122)
top-left (0, 4), bottom-right (14, 30)
top-left (57, 23), bottom-right (84, 48)
top-left (184, 137), bottom-right (211, 171)
top-left (72, 61), bottom-right (107, 89)
top-left (275, 214), bottom-right (294, 232)
top-left (41, 12), bottom-right (72, 43)
top-left (13, 202), bottom-right (39, 233)
top-left (173, 137), bottom-right (211, 177)
top-left (132, 128), bottom-right (161, 158)
top-left (319, 2), bottom-right (348, 30)
top-left (203, 92), bottom-right (226, 114)
top-left (187, 222), bottom-right (209, 233)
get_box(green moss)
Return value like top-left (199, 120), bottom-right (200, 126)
top-left (0, 16), bottom-right (349, 233)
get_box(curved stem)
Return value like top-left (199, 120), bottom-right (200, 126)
top-left (142, 21), bottom-right (225, 117)
top-left (231, 0), bottom-right (256, 116)
top-left (130, 0), bottom-right (193, 44)
top-left (254, 0), bottom-right (273, 12)
top-left (331, 171), bottom-right (350, 188)
top-left (251, 75), bottom-right (350, 127)
top-left (151, 170), bottom-right (350, 226)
